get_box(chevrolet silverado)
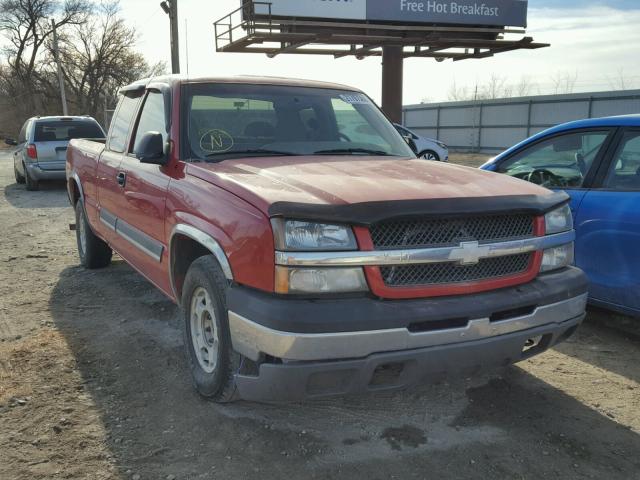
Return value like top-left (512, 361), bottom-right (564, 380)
top-left (66, 75), bottom-right (587, 402)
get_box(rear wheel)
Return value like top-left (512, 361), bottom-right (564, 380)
top-left (24, 164), bottom-right (39, 191)
top-left (182, 255), bottom-right (240, 403)
top-left (14, 164), bottom-right (25, 184)
top-left (419, 150), bottom-right (440, 161)
top-left (75, 201), bottom-right (112, 269)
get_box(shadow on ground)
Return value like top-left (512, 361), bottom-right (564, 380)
top-left (3, 180), bottom-right (69, 209)
top-left (49, 263), bottom-right (640, 479)
top-left (553, 310), bottom-right (640, 385)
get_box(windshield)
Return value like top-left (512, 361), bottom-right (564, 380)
top-left (34, 120), bottom-right (104, 142)
top-left (183, 83), bottom-right (415, 161)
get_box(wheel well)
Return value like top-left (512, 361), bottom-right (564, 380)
top-left (171, 234), bottom-right (213, 302)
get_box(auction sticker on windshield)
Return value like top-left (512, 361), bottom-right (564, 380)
top-left (339, 93), bottom-right (371, 105)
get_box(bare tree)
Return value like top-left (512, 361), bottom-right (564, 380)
top-left (514, 76), bottom-right (536, 97)
top-left (551, 71), bottom-right (578, 95)
top-left (56, 1), bottom-right (165, 120)
top-left (606, 68), bottom-right (640, 91)
top-left (480, 74), bottom-right (510, 100)
top-left (447, 75), bottom-right (537, 102)
top-left (0, 0), bottom-right (90, 112)
top-left (448, 80), bottom-right (475, 101)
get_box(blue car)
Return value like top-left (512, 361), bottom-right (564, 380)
top-left (482, 115), bottom-right (640, 317)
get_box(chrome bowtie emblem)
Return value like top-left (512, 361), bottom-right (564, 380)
top-left (449, 241), bottom-right (491, 266)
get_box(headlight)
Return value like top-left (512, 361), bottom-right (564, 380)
top-left (540, 243), bottom-right (574, 272)
top-left (436, 141), bottom-right (447, 149)
top-left (545, 204), bottom-right (573, 234)
top-left (275, 266), bottom-right (368, 294)
top-left (272, 219), bottom-right (357, 251)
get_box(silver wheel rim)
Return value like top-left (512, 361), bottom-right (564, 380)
top-left (78, 210), bottom-right (87, 257)
top-left (190, 287), bottom-right (219, 374)
top-left (421, 152), bottom-right (438, 160)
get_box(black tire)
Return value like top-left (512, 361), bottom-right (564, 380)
top-left (75, 201), bottom-right (113, 269)
top-left (182, 255), bottom-right (240, 403)
top-left (24, 164), bottom-right (39, 191)
top-left (14, 164), bottom-right (25, 184)
top-left (419, 150), bottom-right (440, 161)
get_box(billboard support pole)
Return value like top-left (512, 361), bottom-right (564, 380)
top-left (381, 46), bottom-right (403, 123)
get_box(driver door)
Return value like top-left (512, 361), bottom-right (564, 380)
top-left (495, 129), bottom-right (614, 216)
top-left (495, 129), bottom-right (615, 277)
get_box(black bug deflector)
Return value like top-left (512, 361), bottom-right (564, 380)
top-left (268, 192), bottom-right (570, 225)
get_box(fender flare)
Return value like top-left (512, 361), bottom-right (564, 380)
top-left (169, 224), bottom-right (234, 299)
top-left (68, 171), bottom-right (85, 205)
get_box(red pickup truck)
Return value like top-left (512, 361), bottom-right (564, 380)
top-left (66, 75), bottom-right (587, 402)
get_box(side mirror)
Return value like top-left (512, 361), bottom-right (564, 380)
top-left (135, 132), bottom-right (167, 165)
top-left (4, 138), bottom-right (17, 146)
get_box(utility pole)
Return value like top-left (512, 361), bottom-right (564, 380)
top-left (51, 19), bottom-right (69, 115)
top-left (160, 0), bottom-right (180, 74)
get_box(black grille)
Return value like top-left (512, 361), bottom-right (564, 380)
top-left (380, 253), bottom-right (532, 287)
top-left (370, 215), bottom-right (534, 250)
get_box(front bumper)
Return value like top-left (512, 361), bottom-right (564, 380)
top-left (234, 315), bottom-right (583, 402)
top-left (230, 293), bottom-right (587, 362)
top-left (227, 267), bottom-right (588, 401)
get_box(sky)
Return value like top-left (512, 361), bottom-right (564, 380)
top-left (118, 0), bottom-right (640, 105)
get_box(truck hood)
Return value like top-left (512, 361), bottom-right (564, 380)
top-left (186, 156), bottom-right (552, 215)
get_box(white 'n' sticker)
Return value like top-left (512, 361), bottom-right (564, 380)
top-left (339, 93), bottom-right (370, 105)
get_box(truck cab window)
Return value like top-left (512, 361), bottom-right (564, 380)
top-left (108, 93), bottom-right (142, 153)
top-left (132, 91), bottom-right (167, 154)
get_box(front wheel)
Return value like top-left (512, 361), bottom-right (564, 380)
top-left (182, 255), bottom-right (240, 403)
top-left (75, 201), bottom-right (113, 269)
top-left (419, 150), bottom-right (440, 161)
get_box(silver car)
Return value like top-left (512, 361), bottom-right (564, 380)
top-left (6, 116), bottom-right (105, 190)
top-left (394, 123), bottom-right (449, 162)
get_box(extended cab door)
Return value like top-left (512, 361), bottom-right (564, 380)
top-left (114, 88), bottom-right (172, 293)
top-left (96, 89), bottom-right (143, 240)
top-left (574, 129), bottom-right (640, 315)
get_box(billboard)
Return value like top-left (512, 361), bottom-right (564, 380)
top-left (251, 0), bottom-right (528, 28)
top-left (254, 0), bottom-right (367, 20)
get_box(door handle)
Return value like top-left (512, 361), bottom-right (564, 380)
top-left (116, 171), bottom-right (127, 187)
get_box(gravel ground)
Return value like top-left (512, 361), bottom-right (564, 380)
top-left (1, 150), bottom-right (639, 480)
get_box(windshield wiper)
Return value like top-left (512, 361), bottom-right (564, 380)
top-left (205, 149), bottom-right (300, 159)
top-left (313, 148), bottom-right (391, 156)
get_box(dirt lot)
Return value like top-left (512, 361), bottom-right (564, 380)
top-left (1, 151), bottom-right (639, 480)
